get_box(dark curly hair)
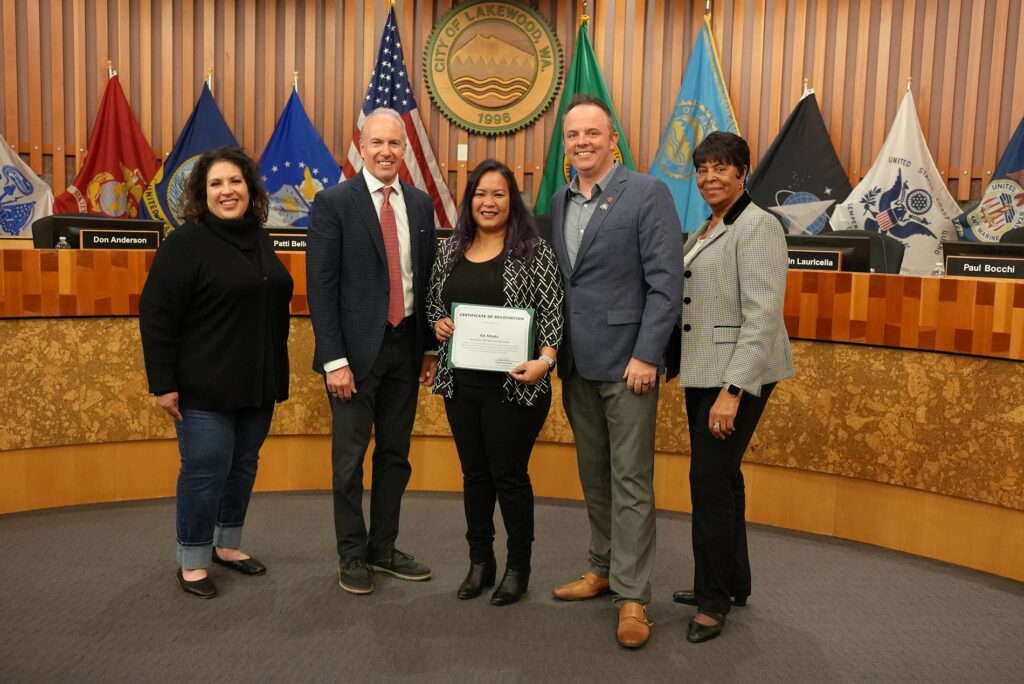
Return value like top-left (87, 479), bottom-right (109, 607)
top-left (451, 159), bottom-right (540, 262)
top-left (692, 131), bottom-right (750, 177)
top-left (181, 146), bottom-right (269, 225)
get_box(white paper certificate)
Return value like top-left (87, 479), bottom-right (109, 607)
top-left (449, 303), bottom-right (534, 372)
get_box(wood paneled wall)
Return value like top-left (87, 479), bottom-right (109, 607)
top-left (1, 0), bottom-right (1021, 209)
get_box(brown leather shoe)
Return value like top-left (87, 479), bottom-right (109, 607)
top-left (616, 602), bottom-right (653, 648)
top-left (551, 571), bottom-right (611, 601)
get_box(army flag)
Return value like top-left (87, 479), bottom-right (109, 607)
top-left (533, 16), bottom-right (635, 216)
top-left (259, 89), bottom-right (341, 228)
top-left (747, 90), bottom-right (851, 235)
top-left (953, 114), bottom-right (1024, 242)
top-left (649, 16), bottom-right (738, 232)
top-left (53, 75), bottom-right (159, 217)
top-left (342, 4), bottom-right (457, 228)
top-left (831, 90), bottom-right (958, 275)
top-left (0, 133), bottom-right (53, 236)
top-left (141, 84), bottom-right (237, 231)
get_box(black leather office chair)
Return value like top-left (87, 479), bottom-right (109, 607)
top-left (998, 227), bottom-right (1024, 244)
top-left (829, 229), bottom-right (906, 273)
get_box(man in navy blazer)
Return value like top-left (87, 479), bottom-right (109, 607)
top-left (307, 109), bottom-right (437, 595)
top-left (548, 95), bottom-right (683, 648)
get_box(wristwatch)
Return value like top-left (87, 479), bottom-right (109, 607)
top-left (539, 354), bottom-right (557, 370)
top-left (726, 384), bottom-right (743, 397)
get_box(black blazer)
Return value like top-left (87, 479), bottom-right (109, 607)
top-left (306, 171), bottom-right (437, 380)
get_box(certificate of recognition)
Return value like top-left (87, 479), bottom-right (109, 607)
top-left (449, 303), bottom-right (534, 372)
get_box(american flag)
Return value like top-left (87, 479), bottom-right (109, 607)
top-left (342, 5), bottom-right (457, 228)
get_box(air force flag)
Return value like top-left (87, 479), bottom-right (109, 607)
top-left (0, 133), bottom-right (54, 237)
top-left (141, 84), bottom-right (237, 231)
top-left (953, 114), bottom-right (1024, 242)
top-left (260, 90), bottom-right (340, 228)
top-left (831, 91), bottom-right (958, 275)
top-left (649, 16), bottom-right (739, 232)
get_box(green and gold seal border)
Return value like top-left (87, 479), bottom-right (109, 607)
top-left (424, 1), bottom-right (563, 136)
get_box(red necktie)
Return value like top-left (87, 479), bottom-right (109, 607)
top-left (380, 186), bottom-right (406, 327)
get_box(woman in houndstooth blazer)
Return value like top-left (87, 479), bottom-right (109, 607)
top-left (428, 160), bottom-right (564, 607)
top-left (670, 132), bottom-right (795, 643)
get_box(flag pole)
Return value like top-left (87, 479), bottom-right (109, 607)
top-left (293, 71), bottom-right (299, 93)
top-left (579, 1), bottom-right (589, 30)
top-left (107, 60), bottom-right (116, 79)
top-left (802, 77), bottom-right (810, 97)
top-left (206, 68), bottom-right (214, 94)
top-left (905, 76), bottom-right (912, 92)
top-left (705, 0), bottom-right (712, 18)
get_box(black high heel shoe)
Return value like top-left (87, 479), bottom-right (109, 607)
top-left (490, 567), bottom-right (529, 606)
top-left (457, 559), bottom-right (497, 599)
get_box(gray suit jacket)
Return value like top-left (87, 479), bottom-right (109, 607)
top-left (673, 193), bottom-right (795, 396)
top-left (306, 170), bottom-right (437, 380)
top-left (550, 164), bottom-right (683, 382)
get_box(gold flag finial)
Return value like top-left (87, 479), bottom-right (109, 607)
top-left (106, 60), bottom-right (116, 79)
top-left (293, 71), bottom-right (299, 92)
top-left (705, 0), bottom-right (712, 17)
top-left (906, 76), bottom-right (912, 91)
top-left (206, 67), bottom-right (214, 93)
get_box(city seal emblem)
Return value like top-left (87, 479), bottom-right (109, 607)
top-left (425, 1), bottom-right (562, 135)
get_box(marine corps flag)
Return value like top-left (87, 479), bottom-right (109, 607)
top-left (747, 90), bottom-right (851, 235)
top-left (141, 84), bottom-right (237, 231)
top-left (533, 15), bottom-right (635, 216)
top-left (953, 114), bottom-right (1024, 242)
top-left (831, 90), bottom-right (958, 275)
top-left (649, 16), bottom-right (738, 232)
top-left (0, 133), bottom-right (53, 236)
top-left (259, 89), bottom-right (341, 228)
top-left (53, 75), bottom-right (159, 217)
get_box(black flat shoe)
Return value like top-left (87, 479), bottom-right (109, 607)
top-left (177, 568), bottom-right (217, 599)
top-left (687, 613), bottom-right (726, 643)
top-left (212, 550), bottom-right (267, 576)
top-left (672, 590), bottom-right (748, 607)
top-left (490, 567), bottom-right (529, 606)
top-left (457, 559), bottom-right (497, 599)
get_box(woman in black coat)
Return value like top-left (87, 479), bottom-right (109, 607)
top-left (139, 146), bottom-right (293, 599)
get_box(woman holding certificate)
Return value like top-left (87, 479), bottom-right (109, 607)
top-left (427, 159), bottom-right (564, 607)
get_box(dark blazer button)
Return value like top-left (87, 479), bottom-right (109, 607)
top-left (683, 324), bottom-right (691, 332)
top-left (683, 296), bottom-right (691, 304)
top-left (684, 270), bottom-right (692, 278)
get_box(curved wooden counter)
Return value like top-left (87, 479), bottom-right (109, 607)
top-left (2, 250), bottom-right (1022, 581)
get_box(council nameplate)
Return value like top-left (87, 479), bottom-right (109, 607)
top-left (449, 303), bottom-right (533, 372)
top-left (787, 249), bottom-right (841, 271)
top-left (79, 229), bottom-right (162, 250)
top-left (946, 256), bottom-right (1024, 280)
top-left (268, 229), bottom-right (307, 252)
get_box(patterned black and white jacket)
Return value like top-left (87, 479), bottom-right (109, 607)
top-left (427, 236), bottom-right (564, 406)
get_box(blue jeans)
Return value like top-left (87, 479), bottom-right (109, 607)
top-left (174, 404), bottom-right (274, 569)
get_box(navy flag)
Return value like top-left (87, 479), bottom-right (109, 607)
top-left (141, 84), bottom-right (237, 231)
top-left (747, 90), bottom-right (851, 235)
top-left (953, 114), bottom-right (1024, 242)
top-left (260, 89), bottom-right (341, 228)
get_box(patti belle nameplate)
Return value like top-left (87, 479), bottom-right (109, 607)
top-left (449, 303), bottom-right (534, 372)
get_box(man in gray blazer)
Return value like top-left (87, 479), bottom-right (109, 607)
top-left (307, 108), bottom-right (437, 595)
top-left (547, 94), bottom-right (683, 648)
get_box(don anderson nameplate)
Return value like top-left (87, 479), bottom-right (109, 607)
top-left (449, 303), bottom-right (534, 372)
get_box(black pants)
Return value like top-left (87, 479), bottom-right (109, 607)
top-left (685, 383), bottom-right (775, 616)
top-left (328, 325), bottom-right (418, 561)
top-left (444, 383), bottom-right (551, 570)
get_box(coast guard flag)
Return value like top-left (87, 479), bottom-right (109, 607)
top-left (747, 90), bottom-right (851, 235)
top-left (259, 90), bottom-right (341, 228)
top-left (650, 16), bottom-right (738, 232)
top-left (534, 16), bottom-right (635, 216)
top-left (53, 75), bottom-right (159, 218)
top-left (141, 84), bottom-right (237, 231)
top-left (831, 90), bottom-right (958, 275)
top-left (0, 133), bottom-right (53, 236)
top-left (342, 4), bottom-right (457, 228)
top-left (953, 114), bottom-right (1024, 242)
